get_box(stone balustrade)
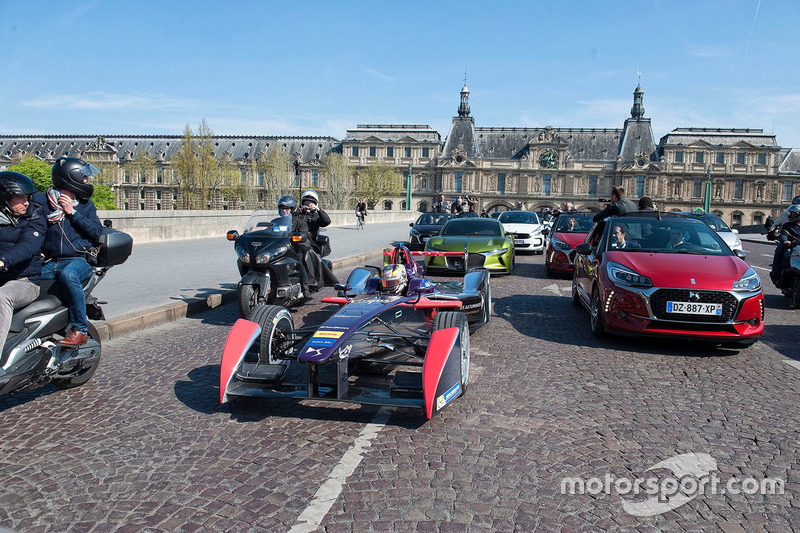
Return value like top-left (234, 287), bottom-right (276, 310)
top-left (96, 209), bottom-right (419, 243)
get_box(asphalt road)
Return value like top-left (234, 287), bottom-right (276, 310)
top-left (0, 242), bottom-right (798, 532)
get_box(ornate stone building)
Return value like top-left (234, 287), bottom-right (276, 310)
top-left (1, 83), bottom-right (799, 226)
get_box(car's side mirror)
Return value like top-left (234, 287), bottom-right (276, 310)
top-left (732, 228), bottom-right (739, 234)
top-left (226, 230), bottom-right (239, 241)
top-left (409, 222), bottom-right (414, 227)
top-left (333, 284), bottom-right (352, 292)
top-left (734, 249), bottom-right (747, 259)
top-left (103, 219), bottom-right (113, 228)
top-left (414, 285), bottom-right (435, 295)
top-left (541, 228), bottom-right (549, 236)
top-left (575, 243), bottom-right (592, 255)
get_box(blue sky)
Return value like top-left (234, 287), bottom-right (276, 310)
top-left (2, 0), bottom-right (799, 148)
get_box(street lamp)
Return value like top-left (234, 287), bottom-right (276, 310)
top-left (294, 159), bottom-right (301, 196)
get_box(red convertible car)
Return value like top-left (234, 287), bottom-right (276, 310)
top-left (544, 213), bottom-right (594, 276)
top-left (572, 215), bottom-right (764, 347)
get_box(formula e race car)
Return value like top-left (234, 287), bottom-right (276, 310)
top-left (219, 247), bottom-right (491, 418)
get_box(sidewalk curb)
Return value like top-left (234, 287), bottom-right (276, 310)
top-left (92, 250), bottom-right (385, 342)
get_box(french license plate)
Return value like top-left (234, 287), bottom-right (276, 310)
top-left (666, 301), bottom-right (722, 315)
top-left (514, 239), bottom-right (524, 245)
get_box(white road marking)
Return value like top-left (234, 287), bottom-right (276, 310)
top-left (761, 253), bottom-right (774, 258)
top-left (752, 266), bottom-right (770, 271)
top-left (543, 283), bottom-right (561, 296)
top-left (290, 408), bottom-right (392, 533)
top-left (783, 360), bottom-right (800, 372)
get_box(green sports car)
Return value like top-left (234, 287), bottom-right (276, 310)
top-left (424, 218), bottom-right (515, 275)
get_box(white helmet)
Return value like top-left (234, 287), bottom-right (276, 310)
top-left (301, 189), bottom-right (319, 206)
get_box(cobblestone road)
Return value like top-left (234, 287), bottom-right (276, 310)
top-left (0, 242), bottom-right (797, 532)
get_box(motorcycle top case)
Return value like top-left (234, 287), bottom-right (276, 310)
top-left (94, 228), bottom-right (133, 267)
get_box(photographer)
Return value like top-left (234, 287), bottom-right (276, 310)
top-left (295, 189), bottom-right (331, 244)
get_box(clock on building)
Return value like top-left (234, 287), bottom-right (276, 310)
top-left (539, 149), bottom-right (557, 169)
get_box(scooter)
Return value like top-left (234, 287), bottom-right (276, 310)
top-left (0, 224), bottom-right (133, 397)
top-left (227, 212), bottom-right (338, 318)
top-left (773, 244), bottom-right (800, 308)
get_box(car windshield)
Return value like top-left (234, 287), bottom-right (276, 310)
top-left (701, 216), bottom-right (732, 232)
top-left (416, 213), bottom-right (452, 225)
top-left (603, 218), bottom-right (732, 255)
top-left (243, 212), bottom-right (292, 235)
top-left (555, 215), bottom-right (593, 233)
top-left (441, 219), bottom-right (503, 237)
top-left (498, 211), bottom-right (540, 224)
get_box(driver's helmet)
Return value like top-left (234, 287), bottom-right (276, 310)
top-left (51, 157), bottom-right (99, 200)
top-left (300, 189), bottom-right (319, 207)
top-left (788, 204), bottom-right (800, 217)
top-left (380, 264), bottom-right (408, 295)
top-left (277, 195), bottom-right (297, 215)
top-left (0, 171), bottom-right (36, 213)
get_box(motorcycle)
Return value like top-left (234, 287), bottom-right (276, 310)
top-left (227, 211), bottom-right (338, 317)
top-left (772, 243), bottom-right (800, 308)
top-left (0, 224), bottom-right (133, 397)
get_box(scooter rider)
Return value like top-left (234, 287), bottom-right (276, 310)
top-left (278, 195), bottom-right (313, 301)
top-left (0, 172), bottom-right (46, 351)
top-left (295, 190), bottom-right (330, 246)
top-left (770, 204), bottom-right (800, 284)
top-left (32, 158), bottom-right (104, 347)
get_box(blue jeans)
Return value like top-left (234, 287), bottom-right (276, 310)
top-left (42, 257), bottom-right (93, 333)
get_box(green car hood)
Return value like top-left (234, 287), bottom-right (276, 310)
top-left (426, 235), bottom-right (510, 252)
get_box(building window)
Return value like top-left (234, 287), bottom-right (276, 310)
top-left (497, 173), bottom-right (506, 194)
top-left (675, 151), bottom-right (683, 163)
top-left (716, 152), bottom-right (724, 164)
top-left (419, 201), bottom-right (428, 212)
top-left (139, 190), bottom-right (145, 199)
top-left (383, 200), bottom-right (392, 210)
top-left (757, 153), bottom-right (766, 165)
top-left (369, 146), bottom-right (376, 157)
top-left (404, 147), bottom-right (411, 158)
top-left (387, 147), bottom-right (394, 157)
top-left (172, 169), bottom-right (178, 183)
top-left (156, 166), bottom-right (163, 184)
top-left (401, 200), bottom-right (407, 210)
top-left (635, 176), bottom-right (645, 197)
top-left (784, 181), bottom-right (794, 201)
top-left (352, 146), bottom-right (359, 157)
top-left (140, 203), bottom-right (145, 210)
top-left (258, 170), bottom-right (265, 186)
top-left (156, 191), bottom-right (162, 200)
top-left (732, 212), bottom-right (742, 227)
top-left (124, 170), bottom-right (130, 183)
top-left (693, 178), bottom-right (703, 198)
top-left (695, 152), bottom-right (704, 164)
top-left (156, 203), bottom-right (162, 210)
top-left (734, 179), bottom-right (743, 199)
top-left (454, 172), bottom-right (462, 193)
top-left (292, 172), bottom-right (300, 188)
top-left (311, 170), bottom-right (318, 187)
top-left (588, 175), bottom-right (598, 197)
top-left (124, 203), bottom-right (129, 210)
top-left (240, 168), bottom-right (247, 183)
top-left (542, 174), bottom-right (551, 196)
top-left (753, 212), bottom-right (764, 225)
top-left (422, 147), bottom-right (429, 158)
top-left (736, 152), bottom-right (745, 164)
top-left (173, 192), bottom-right (178, 201)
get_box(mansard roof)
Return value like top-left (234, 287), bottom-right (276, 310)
top-left (779, 148), bottom-right (800, 174)
top-left (0, 135), bottom-right (341, 164)
top-left (658, 128), bottom-right (779, 148)
top-left (343, 124), bottom-right (441, 143)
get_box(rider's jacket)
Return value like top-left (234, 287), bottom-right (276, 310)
top-left (0, 201), bottom-right (47, 285)
top-left (779, 220), bottom-right (800, 245)
top-left (32, 192), bottom-right (104, 260)
top-left (294, 207), bottom-right (331, 241)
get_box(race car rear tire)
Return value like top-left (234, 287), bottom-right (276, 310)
top-left (247, 304), bottom-right (293, 379)
top-left (432, 311), bottom-right (470, 393)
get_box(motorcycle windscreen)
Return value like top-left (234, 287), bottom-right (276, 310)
top-left (422, 327), bottom-right (463, 419)
top-left (220, 319), bottom-right (261, 404)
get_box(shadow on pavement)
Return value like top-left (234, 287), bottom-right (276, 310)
top-left (761, 325), bottom-right (800, 361)
top-left (492, 292), bottom-right (745, 358)
top-left (0, 384), bottom-right (60, 412)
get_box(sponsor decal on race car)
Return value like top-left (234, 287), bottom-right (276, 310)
top-left (304, 346), bottom-right (325, 358)
top-left (436, 381), bottom-right (461, 410)
top-left (338, 344), bottom-right (353, 359)
top-left (314, 330), bottom-right (344, 339)
top-left (461, 302), bottom-right (481, 310)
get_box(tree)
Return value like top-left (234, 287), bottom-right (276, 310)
top-left (321, 152), bottom-right (354, 210)
top-left (356, 163), bottom-right (404, 207)
top-left (172, 124), bottom-right (199, 209)
top-left (7, 158), bottom-right (52, 192)
top-left (196, 118), bottom-right (221, 209)
top-left (93, 185), bottom-right (117, 210)
top-left (255, 146), bottom-right (294, 208)
top-left (130, 148), bottom-right (156, 208)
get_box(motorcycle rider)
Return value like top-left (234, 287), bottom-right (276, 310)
top-left (0, 172), bottom-right (47, 351)
top-left (295, 190), bottom-right (330, 247)
top-left (277, 195), bottom-right (313, 301)
top-left (770, 204), bottom-right (800, 285)
top-left (32, 158), bottom-right (104, 347)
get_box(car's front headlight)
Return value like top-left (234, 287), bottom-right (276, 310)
top-left (607, 261), bottom-right (652, 288)
top-left (550, 237), bottom-right (572, 251)
top-left (733, 267), bottom-right (761, 292)
top-left (483, 248), bottom-right (509, 255)
top-left (236, 246), bottom-right (251, 264)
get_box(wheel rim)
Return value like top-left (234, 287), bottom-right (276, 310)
top-left (591, 290), bottom-right (601, 332)
top-left (268, 317), bottom-right (293, 365)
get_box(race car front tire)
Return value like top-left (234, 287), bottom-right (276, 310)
top-left (247, 304), bottom-right (294, 380)
top-left (432, 311), bottom-right (470, 393)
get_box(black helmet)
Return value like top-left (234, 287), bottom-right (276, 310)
top-left (51, 157), bottom-right (99, 199)
top-left (277, 195), bottom-right (297, 214)
top-left (0, 171), bottom-right (36, 213)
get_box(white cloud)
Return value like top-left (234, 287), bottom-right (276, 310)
top-left (23, 91), bottom-right (202, 111)
top-left (364, 68), bottom-right (394, 82)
